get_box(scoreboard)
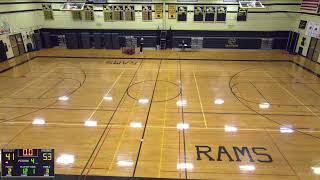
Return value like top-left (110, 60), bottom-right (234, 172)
top-left (1, 149), bottom-right (54, 178)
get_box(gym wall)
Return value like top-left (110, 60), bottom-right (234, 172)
top-left (0, 0), bottom-right (319, 58)
top-left (39, 0), bottom-right (301, 31)
top-left (0, 0), bottom-right (301, 31)
top-left (294, 14), bottom-right (320, 62)
top-left (0, 0), bottom-right (43, 58)
top-left (36, 0), bottom-right (304, 50)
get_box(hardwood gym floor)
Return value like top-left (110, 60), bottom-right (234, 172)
top-left (0, 49), bottom-right (320, 179)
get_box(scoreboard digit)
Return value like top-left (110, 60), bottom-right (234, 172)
top-left (1, 149), bottom-right (54, 178)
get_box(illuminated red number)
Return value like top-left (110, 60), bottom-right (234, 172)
top-left (23, 149), bottom-right (33, 156)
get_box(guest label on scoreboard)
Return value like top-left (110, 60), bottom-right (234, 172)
top-left (1, 149), bottom-right (54, 177)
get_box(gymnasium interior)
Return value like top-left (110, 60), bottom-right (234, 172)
top-left (0, 0), bottom-right (320, 179)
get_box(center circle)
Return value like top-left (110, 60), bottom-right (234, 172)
top-left (127, 80), bottom-right (181, 102)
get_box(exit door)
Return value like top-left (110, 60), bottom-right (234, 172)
top-left (9, 35), bottom-right (19, 57)
top-left (312, 39), bottom-right (320, 62)
top-left (307, 37), bottom-right (320, 62)
top-left (16, 34), bottom-right (26, 55)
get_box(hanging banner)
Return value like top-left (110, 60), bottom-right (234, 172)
top-left (124, 5), bottom-right (135, 21)
top-left (103, 5), bottom-right (113, 21)
top-left (113, 5), bottom-right (124, 21)
top-left (177, 6), bottom-right (187, 21)
top-left (306, 22), bottom-right (320, 38)
top-left (205, 6), bottom-right (215, 22)
top-left (42, 4), bottom-right (54, 20)
top-left (216, 6), bottom-right (227, 22)
top-left (194, 6), bottom-right (204, 22)
top-left (155, 4), bottom-right (163, 19)
top-left (84, 4), bottom-right (94, 21)
top-left (168, 5), bottom-right (176, 19)
top-left (142, 5), bottom-right (152, 21)
top-left (237, 7), bottom-right (247, 21)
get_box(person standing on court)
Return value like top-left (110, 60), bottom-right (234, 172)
top-left (140, 37), bottom-right (144, 54)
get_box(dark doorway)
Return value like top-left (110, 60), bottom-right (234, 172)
top-left (0, 40), bottom-right (7, 61)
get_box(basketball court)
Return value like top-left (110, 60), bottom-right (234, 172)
top-left (0, 48), bottom-right (319, 179)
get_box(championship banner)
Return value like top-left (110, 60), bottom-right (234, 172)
top-left (113, 5), bottom-right (124, 21)
top-left (177, 6), bottom-right (187, 21)
top-left (306, 22), bottom-right (320, 38)
top-left (194, 6), bottom-right (204, 22)
top-left (216, 6), bottom-right (227, 22)
top-left (42, 4), bottom-right (54, 20)
top-left (103, 5), bottom-right (113, 21)
top-left (142, 5), bottom-right (152, 21)
top-left (0, 16), bottom-right (10, 34)
top-left (205, 6), bottom-right (215, 22)
top-left (237, 7), bottom-right (247, 21)
top-left (84, 4), bottom-right (94, 21)
top-left (168, 5), bottom-right (176, 19)
top-left (124, 5), bottom-right (135, 21)
top-left (155, 4), bottom-right (163, 19)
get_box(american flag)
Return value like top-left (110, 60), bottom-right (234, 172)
top-left (300, 0), bottom-right (320, 12)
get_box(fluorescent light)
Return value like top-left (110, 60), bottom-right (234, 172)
top-left (239, 165), bottom-right (255, 171)
top-left (32, 118), bottom-right (45, 125)
top-left (130, 121), bottom-right (142, 128)
top-left (117, 160), bottom-right (133, 167)
top-left (138, 98), bottom-right (149, 104)
top-left (214, 98), bottom-right (224, 105)
top-left (84, 120), bottom-right (97, 127)
top-left (312, 166), bottom-right (320, 175)
top-left (58, 96), bottom-right (69, 101)
top-left (177, 163), bottom-right (193, 170)
top-left (56, 154), bottom-right (74, 165)
top-left (103, 96), bottom-right (113, 101)
top-left (177, 123), bottom-right (189, 130)
top-left (176, 100), bottom-right (187, 107)
top-left (280, 126), bottom-right (294, 134)
top-left (224, 125), bottom-right (237, 132)
top-left (259, 102), bottom-right (270, 109)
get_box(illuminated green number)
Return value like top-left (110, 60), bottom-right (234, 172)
top-left (33, 168), bottom-right (36, 174)
top-left (31, 158), bottom-right (35, 164)
top-left (8, 168), bottom-right (12, 175)
top-left (22, 167), bottom-right (28, 175)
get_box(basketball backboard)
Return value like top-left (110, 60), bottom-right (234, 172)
top-left (239, 1), bottom-right (265, 9)
top-left (60, 0), bottom-right (86, 11)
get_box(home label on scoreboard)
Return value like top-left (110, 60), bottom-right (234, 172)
top-left (1, 149), bottom-right (54, 178)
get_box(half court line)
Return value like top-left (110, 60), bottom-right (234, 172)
top-left (132, 59), bottom-right (163, 177)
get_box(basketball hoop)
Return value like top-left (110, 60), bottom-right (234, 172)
top-left (239, 0), bottom-right (265, 9)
